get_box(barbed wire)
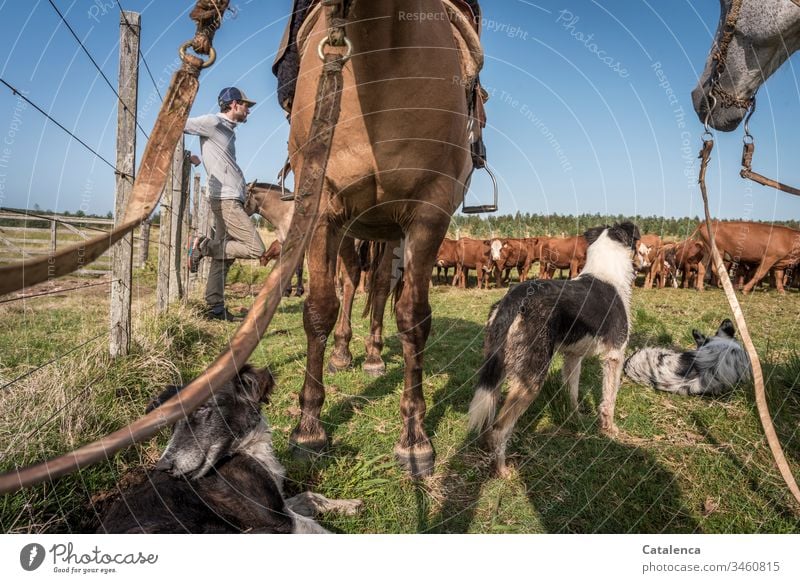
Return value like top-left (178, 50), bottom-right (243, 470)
top-left (46, 0), bottom-right (150, 140)
top-left (0, 331), bottom-right (106, 392)
top-left (0, 77), bottom-right (123, 176)
top-left (0, 280), bottom-right (111, 306)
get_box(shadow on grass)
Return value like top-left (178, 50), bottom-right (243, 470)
top-left (422, 347), bottom-right (700, 533)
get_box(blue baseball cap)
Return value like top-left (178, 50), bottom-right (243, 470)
top-left (218, 87), bottom-right (256, 108)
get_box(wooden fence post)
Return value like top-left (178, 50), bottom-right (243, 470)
top-left (50, 220), bottom-right (57, 256)
top-left (179, 151), bottom-right (192, 300)
top-left (110, 11), bottom-right (139, 357)
top-left (197, 184), bottom-right (211, 283)
top-left (139, 219), bottom-right (151, 267)
top-left (156, 186), bottom-right (173, 312)
top-left (168, 141), bottom-right (186, 304)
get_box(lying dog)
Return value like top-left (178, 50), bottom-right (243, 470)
top-left (97, 365), bottom-right (360, 533)
top-left (469, 222), bottom-right (640, 476)
top-left (624, 319), bottom-right (750, 396)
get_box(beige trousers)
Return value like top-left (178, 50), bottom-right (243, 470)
top-left (203, 199), bottom-right (265, 307)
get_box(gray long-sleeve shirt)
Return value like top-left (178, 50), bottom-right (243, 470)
top-left (184, 113), bottom-right (246, 201)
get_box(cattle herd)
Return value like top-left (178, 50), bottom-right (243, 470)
top-left (434, 220), bottom-right (800, 293)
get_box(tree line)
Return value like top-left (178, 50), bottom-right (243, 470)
top-left (447, 212), bottom-right (800, 240)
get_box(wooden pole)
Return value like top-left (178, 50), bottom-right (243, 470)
top-left (156, 189), bottom-right (172, 312)
top-left (50, 220), bottom-right (57, 256)
top-left (179, 151), bottom-right (192, 301)
top-left (168, 140), bottom-right (186, 303)
top-left (197, 184), bottom-right (211, 283)
top-left (138, 219), bottom-right (151, 267)
top-left (110, 11), bottom-right (139, 357)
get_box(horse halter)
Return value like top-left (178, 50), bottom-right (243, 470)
top-left (703, 0), bottom-right (800, 198)
top-left (705, 0), bottom-right (754, 117)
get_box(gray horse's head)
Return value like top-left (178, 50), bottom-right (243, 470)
top-left (692, 0), bottom-right (800, 131)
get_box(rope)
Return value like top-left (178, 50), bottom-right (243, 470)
top-left (697, 137), bottom-right (800, 512)
top-left (46, 0), bottom-right (150, 140)
top-left (0, 77), bottom-right (124, 176)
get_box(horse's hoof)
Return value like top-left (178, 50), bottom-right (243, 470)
top-left (394, 442), bottom-right (435, 478)
top-left (289, 429), bottom-right (328, 459)
top-left (327, 353), bottom-right (353, 373)
top-left (295, 289), bottom-right (305, 297)
top-left (362, 360), bottom-right (386, 377)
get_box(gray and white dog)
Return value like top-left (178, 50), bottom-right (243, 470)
top-left (624, 319), bottom-right (750, 396)
top-left (98, 365), bottom-right (361, 533)
top-left (469, 222), bottom-right (640, 476)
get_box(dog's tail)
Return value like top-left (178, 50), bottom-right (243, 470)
top-left (468, 350), bottom-right (504, 433)
top-left (624, 347), bottom-right (695, 395)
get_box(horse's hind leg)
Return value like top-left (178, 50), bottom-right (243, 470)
top-left (363, 241), bottom-right (394, 377)
top-left (393, 233), bottom-right (440, 477)
top-left (329, 238), bottom-right (359, 372)
top-left (291, 225), bottom-right (340, 457)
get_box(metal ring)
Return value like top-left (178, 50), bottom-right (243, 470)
top-left (317, 36), bottom-right (353, 62)
top-left (179, 41), bottom-right (217, 69)
top-left (743, 95), bottom-right (756, 138)
top-left (703, 91), bottom-right (718, 134)
top-left (702, 130), bottom-right (714, 143)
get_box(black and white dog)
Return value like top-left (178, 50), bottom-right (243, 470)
top-left (469, 222), bottom-right (640, 476)
top-left (97, 365), bottom-right (361, 533)
top-left (624, 319), bottom-right (750, 396)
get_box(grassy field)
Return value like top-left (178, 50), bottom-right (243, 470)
top-left (1, 265), bottom-right (799, 533)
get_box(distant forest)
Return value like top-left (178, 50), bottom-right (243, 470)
top-left (3, 207), bottom-right (799, 241)
top-left (447, 213), bottom-right (800, 240)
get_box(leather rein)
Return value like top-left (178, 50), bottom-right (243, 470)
top-left (0, 0), bottom-right (349, 494)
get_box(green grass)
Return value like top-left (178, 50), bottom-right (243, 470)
top-left (1, 275), bottom-right (800, 533)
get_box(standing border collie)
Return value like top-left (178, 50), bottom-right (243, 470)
top-left (624, 319), bottom-right (750, 396)
top-left (97, 365), bottom-right (361, 533)
top-left (468, 223), bottom-right (640, 476)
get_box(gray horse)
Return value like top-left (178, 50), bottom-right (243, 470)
top-left (692, 0), bottom-right (800, 131)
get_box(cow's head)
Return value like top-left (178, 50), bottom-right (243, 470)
top-left (634, 241), bottom-right (652, 270)
top-left (489, 238), bottom-right (503, 262)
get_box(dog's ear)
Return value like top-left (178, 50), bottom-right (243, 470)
top-left (237, 364), bottom-right (275, 405)
top-left (583, 225), bottom-right (607, 246)
top-left (692, 329), bottom-right (707, 347)
top-left (146, 385), bottom-right (184, 414)
top-left (717, 319), bottom-right (736, 338)
top-left (607, 222), bottom-right (640, 250)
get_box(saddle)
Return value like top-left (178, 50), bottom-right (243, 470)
top-left (272, 0), bottom-right (488, 168)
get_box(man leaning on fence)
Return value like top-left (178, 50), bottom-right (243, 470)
top-left (185, 87), bottom-right (265, 321)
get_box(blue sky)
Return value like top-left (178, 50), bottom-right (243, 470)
top-left (0, 1), bottom-right (798, 221)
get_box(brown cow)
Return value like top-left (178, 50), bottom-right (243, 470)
top-left (634, 234), bottom-right (662, 289)
top-left (434, 237), bottom-right (458, 285)
top-left (696, 221), bottom-right (800, 294)
top-left (664, 239), bottom-right (706, 290)
top-left (456, 238), bottom-right (492, 289)
top-left (490, 238), bottom-right (530, 285)
top-left (648, 241), bottom-right (678, 289)
top-left (521, 236), bottom-right (542, 279)
top-left (538, 236), bottom-right (587, 279)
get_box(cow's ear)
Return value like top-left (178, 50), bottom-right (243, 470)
top-left (692, 330), bottom-right (707, 347)
top-left (717, 319), bottom-right (736, 338)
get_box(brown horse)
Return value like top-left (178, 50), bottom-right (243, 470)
top-left (288, 1), bottom-right (477, 475)
top-left (246, 182), bottom-right (396, 376)
top-left (243, 182), bottom-right (305, 296)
